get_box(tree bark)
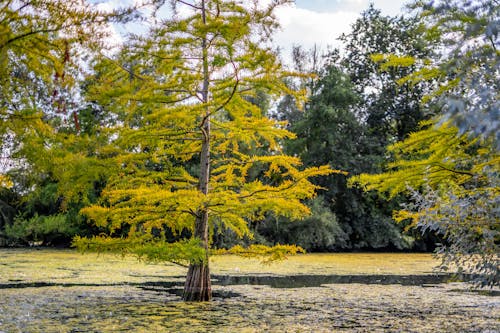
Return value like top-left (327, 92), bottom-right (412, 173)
top-left (182, 0), bottom-right (212, 302)
top-left (183, 145), bottom-right (211, 301)
top-left (183, 211), bottom-right (211, 301)
top-left (183, 261), bottom-right (211, 301)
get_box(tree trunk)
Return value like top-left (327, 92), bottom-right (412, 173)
top-left (183, 211), bottom-right (211, 301)
top-left (183, 0), bottom-right (211, 302)
top-left (183, 263), bottom-right (211, 301)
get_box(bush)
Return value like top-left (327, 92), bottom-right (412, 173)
top-left (259, 197), bottom-right (348, 252)
top-left (4, 214), bottom-right (82, 246)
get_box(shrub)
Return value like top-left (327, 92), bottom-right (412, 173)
top-left (5, 214), bottom-right (81, 246)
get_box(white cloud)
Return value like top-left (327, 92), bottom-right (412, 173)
top-left (272, 4), bottom-right (359, 62)
top-left (271, 0), bottom-right (408, 63)
top-left (296, 0), bottom-right (408, 16)
top-left (274, 6), bottom-right (359, 62)
top-left (95, 0), bottom-right (408, 60)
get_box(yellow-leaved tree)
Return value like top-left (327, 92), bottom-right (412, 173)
top-left (0, 0), bottom-right (132, 191)
top-left (73, 0), bottom-right (337, 301)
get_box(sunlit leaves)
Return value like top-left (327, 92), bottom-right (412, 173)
top-left (76, 0), bottom-right (333, 265)
top-left (406, 0), bottom-right (499, 147)
top-left (350, 121), bottom-right (489, 198)
top-left (73, 235), bottom-right (206, 265)
top-left (352, 118), bottom-right (499, 286)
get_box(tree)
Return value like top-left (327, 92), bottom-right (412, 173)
top-left (407, 0), bottom-right (499, 148)
top-left (258, 196), bottom-right (348, 251)
top-left (0, 0), bottom-right (133, 203)
top-left (73, 0), bottom-right (335, 302)
top-left (352, 121), bottom-right (499, 286)
top-left (282, 63), bottom-right (412, 250)
top-left (275, 9), bottom-right (436, 250)
top-left (0, 1), bottom-right (133, 245)
top-left (0, 0), bottom-right (130, 138)
top-left (338, 5), bottom-right (432, 149)
top-left (351, 0), bottom-right (499, 287)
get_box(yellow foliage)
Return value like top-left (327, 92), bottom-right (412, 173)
top-left (0, 175), bottom-right (13, 188)
top-left (350, 121), bottom-right (484, 198)
top-left (393, 210), bottom-right (420, 230)
top-left (351, 119), bottom-right (499, 230)
top-left (370, 54), bottom-right (416, 70)
top-left (73, 0), bottom-right (335, 266)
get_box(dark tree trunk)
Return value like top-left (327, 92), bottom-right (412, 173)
top-left (183, 210), bottom-right (211, 301)
top-left (183, 260), bottom-right (211, 301)
top-left (182, 0), bottom-right (212, 302)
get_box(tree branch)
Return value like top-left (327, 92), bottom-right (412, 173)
top-left (429, 162), bottom-right (475, 177)
top-left (176, 0), bottom-right (202, 10)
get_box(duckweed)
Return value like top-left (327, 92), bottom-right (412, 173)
top-left (0, 249), bottom-right (498, 332)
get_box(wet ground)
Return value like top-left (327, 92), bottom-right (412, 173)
top-left (0, 249), bottom-right (498, 332)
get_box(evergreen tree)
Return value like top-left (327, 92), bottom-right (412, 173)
top-left (276, 6), bottom-right (436, 250)
top-left (284, 64), bottom-right (412, 250)
top-left (338, 5), bottom-right (432, 150)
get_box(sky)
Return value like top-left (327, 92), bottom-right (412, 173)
top-left (99, 0), bottom-right (410, 58)
top-left (273, 0), bottom-right (409, 56)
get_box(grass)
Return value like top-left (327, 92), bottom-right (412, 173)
top-left (0, 249), bottom-right (498, 333)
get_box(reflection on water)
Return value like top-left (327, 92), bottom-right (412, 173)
top-left (0, 273), bottom-right (465, 293)
top-left (212, 274), bottom-right (460, 288)
top-left (0, 273), bottom-right (460, 292)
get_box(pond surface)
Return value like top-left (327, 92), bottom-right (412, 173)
top-left (0, 249), bottom-right (498, 332)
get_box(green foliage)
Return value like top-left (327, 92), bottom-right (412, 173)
top-left (410, 0), bottom-right (499, 148)
top-left (338, 4), bottom-right (432, 144)
top-left (5, 214), bottom-right (80, 246)
top-left (350, 121), bottom-right (488, 199)
top-left (354, 1), bottom-right (499, 286)
top-left (281, 61), bottom-right (415, 250)
top-left (213, 244), bottom-right (306, 264)
top-left (275, 7), bottom-right (437, 251)
top-left (374, 1), bottom-right (499, 148)
top-left (73, 236), bottom-right (206, 266)
top-left (352, 119), bottom-right (499, 285)
top-left (0, 187), bottom-right (17, 226)
top-left (407, 182), bottom-right (499, 287)
top-left (0, 0), bottom-right (135, 248)
top-left (0, 0), bottom-right (130, 141)
top-left (258, 197), bottom-right (348, 252)
top-left (0, 179), bottom-right (96, 246)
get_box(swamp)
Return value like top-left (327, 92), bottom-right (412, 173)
top-left (1, 0), bottom-right (499, 331)
top-left (0, 249), bottom-right (498, 332)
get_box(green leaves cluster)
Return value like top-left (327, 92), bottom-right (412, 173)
top-left (73, 235), bottom-right (207, 266)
